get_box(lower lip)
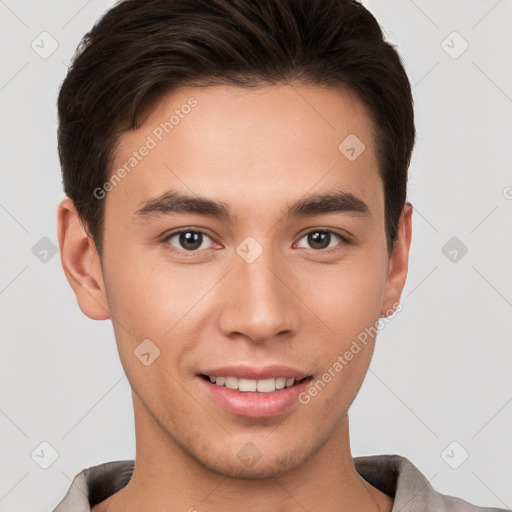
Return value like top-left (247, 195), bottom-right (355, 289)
top-left (197, 376), bottom-right (313, 418)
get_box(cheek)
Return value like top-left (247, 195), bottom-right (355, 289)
top-left (104, 246), bottom-right (208, 331)
top-left (300, 253), bottom-right (387, 336)
top-left (102, 248), bottom-right (220, 375)
top-left (295, 252), bottom-right (387, 403)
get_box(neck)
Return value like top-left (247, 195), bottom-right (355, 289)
top-left (93, 393), bottom-right (392, 512)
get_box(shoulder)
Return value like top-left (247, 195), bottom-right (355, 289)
top-left (354, 454), bottom-right (508, 512)
top-left (52, 460), bottom-right (134, 512)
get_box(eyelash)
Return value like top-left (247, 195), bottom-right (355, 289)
top-left (162, 228), bottom-right (350, 256)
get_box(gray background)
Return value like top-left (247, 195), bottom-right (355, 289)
top-left (1, 1), bottom-right (511, 510)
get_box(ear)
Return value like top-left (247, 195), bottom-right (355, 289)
top-left (57, 197), bottom-right (111, 320)
top-left (381, 202), bottom-right (413, 316)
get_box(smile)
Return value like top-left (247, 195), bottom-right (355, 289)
top-left (201, 375), bottom-right (310, 393)
top-left (197, 374), bottom-right (314, 418)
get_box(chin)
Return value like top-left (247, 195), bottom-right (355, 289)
top-left (205, 455), bottom-right (304, 480)
top-left (183, 436), bottom-right (316, 480)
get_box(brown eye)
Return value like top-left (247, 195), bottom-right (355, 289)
top-left (296, 230), bottom-right (345, 251)
top-left (165, 230), bottom-right (213, 252)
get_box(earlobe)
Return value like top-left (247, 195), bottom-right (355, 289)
top-left (57, 198), bottom-right (111, 320)
top-left (381, 202), bottom-right (413, 316)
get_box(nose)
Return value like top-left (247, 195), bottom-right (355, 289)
top-left (217, 242), bottom-right (300, 345)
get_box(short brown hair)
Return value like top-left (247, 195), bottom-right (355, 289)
top-left (58, 0), bottom-right (415, 258)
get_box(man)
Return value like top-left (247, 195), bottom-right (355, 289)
top-left (52, 0), bottom-right (506, 510)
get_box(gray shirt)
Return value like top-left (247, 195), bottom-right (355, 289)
top-left (52, 454), bottom-right (508, 511)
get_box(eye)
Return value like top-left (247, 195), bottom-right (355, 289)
top-left (164, 229), bottom-right (215, 252)
top-left (295, 229), bottom-right (347, 251)
top-left (163, 228), bottom-right (348, 254)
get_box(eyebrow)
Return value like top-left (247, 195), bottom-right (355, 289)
top-left (134, 188), bottom-right (370, 222)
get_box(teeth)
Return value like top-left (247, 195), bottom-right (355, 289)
top-left (256, 378), bottom-right (275, 393)
top-left (225, 376), bottom-right (239, 390)
top-left (275, 377), bottom-right (286, 389)
top-left (239, 378), bottom-right (257, 392)
top-left (210, 375), bottom-right (298, 392)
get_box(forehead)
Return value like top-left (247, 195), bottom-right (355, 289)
top-left (108, 83), bottom-right (383, 222)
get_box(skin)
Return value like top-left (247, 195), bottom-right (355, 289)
top-left (58, 83), bottom-right (412, 512)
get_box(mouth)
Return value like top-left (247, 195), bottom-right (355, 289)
top-left (198, 374), bottom-right (313, 393)
top-left (196, 372), bottom-right (314, 418)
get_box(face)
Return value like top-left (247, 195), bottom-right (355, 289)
top-left (61, 83), bottom-right (411, 479)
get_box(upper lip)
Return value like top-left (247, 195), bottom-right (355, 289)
top-left (199, 364), bottom-right (311, 380)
